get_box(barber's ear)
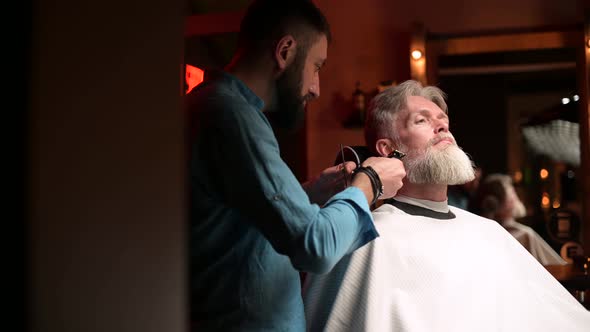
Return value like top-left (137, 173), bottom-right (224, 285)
top-left (275, 35), bottom-right (297, 71)
top-left (375, 138), bottom-right (395, 157)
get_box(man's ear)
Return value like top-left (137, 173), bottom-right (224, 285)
top-left (274, 35), bottom-right (297, 71)
top-left (375, 138), bottom-right (395, 157)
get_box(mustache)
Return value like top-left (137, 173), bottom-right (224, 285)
top-left (428, 133), bottom-right (456, 147)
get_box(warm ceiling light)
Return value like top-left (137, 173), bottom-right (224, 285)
top-left (552, 200), bottom-right (561, 209)
top-left (541, 193), bottom-right (550, 209)
top-left (411, 49), bottom-right (423, 60)
top-left (540, 168), bottom-right (549, 180)
top-left (513, 171), bottom-right (523, 184)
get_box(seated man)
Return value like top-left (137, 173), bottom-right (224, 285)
top-left (303, 80), bottom-right (590, 332)
top-left (474, 173), bottom-right (566, 266)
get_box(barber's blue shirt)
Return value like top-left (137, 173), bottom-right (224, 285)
top-left (187, 71), bottom-right (378, 331)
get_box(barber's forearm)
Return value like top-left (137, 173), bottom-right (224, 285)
top-left (351, 172), bottom-right (375, 206)
top-left (289, 189), bottom-right (376, 273)
top-left (301, 177), bottom-right (324, 205)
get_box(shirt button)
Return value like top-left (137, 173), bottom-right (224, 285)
top-left (272, 194), bottom-right (282, 201)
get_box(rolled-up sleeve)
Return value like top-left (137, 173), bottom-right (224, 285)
top-left (201, 95), bottom-right (378, 274)
top-left (290, 187), bottom-right (379, 273)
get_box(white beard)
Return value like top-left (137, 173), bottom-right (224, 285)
top-left (401, 139), bottom-right (475, 185)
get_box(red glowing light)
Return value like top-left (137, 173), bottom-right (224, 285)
top-left (186, 65), bottom-right (204, 94)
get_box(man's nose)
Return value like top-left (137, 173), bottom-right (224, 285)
top-left (435, 120), bottom-right (448, 133)
top-left (309, 78), bottom-right (320, 98)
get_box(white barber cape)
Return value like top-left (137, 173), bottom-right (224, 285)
top-left (303, 196), bottom-right (590, 332)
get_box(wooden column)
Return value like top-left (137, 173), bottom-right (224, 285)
top-left (410, 22), bottom-right (428, 85)
top-left (579, 13), bottom-right (590, 254)
top-left (185, 11), bottom-right (244, 36)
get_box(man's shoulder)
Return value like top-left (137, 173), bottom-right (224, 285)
top-left (187, 80), bottom-right (250, 111)
top-left (450, 205), bottom-right (509, 232)
top-left (186, 82), bottom-right (267, 133)
top-left (370, 203), bottom-right (422, 230)
top-left (372, 203), bottom-right (408, 219)
top-left (450, 205), bottom-right (489, 220)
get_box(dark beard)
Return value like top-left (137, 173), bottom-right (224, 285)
top-left (266, 54), bottom-right (307, 131)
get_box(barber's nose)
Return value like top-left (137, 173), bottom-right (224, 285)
top-left (309, 77), bottom-right (320, 98)
top-left (309, 85), bottom-right (319, 98)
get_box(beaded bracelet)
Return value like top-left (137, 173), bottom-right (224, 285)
top-left (353, 166), bottom-right (384, 206)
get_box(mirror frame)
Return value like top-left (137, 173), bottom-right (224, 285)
top-left (411, 20), bottom-right (590, 254)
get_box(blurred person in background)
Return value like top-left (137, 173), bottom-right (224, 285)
top-left (474, 173), bottom-right (566, 266)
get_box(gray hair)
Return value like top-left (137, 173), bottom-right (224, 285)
top-left (364, 80), bottom-right (448, 153)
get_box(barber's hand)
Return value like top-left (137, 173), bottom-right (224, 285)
top-left (302, 161), bottom-right (357, 206)
top-left (360, 157), bottom-right (406, 199)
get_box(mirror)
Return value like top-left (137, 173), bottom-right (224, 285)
top-left (416, 26), bottom-right (589, 256)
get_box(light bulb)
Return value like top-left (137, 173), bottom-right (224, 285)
top-left (411, 49), bottom-right (423, 60)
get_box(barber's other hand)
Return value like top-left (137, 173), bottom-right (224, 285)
top-left (302, 161), bottom-right (357, 206)
top-left (360, 157), bottom-right (406, 199)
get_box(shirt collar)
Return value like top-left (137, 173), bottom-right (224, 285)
top-left (393, 195), bottom-right (450, 213)
top-left (209, 70), bottom-right (265, 111)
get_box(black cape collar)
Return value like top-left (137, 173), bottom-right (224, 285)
top-left (383, 199), bottom-right (456, 220)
